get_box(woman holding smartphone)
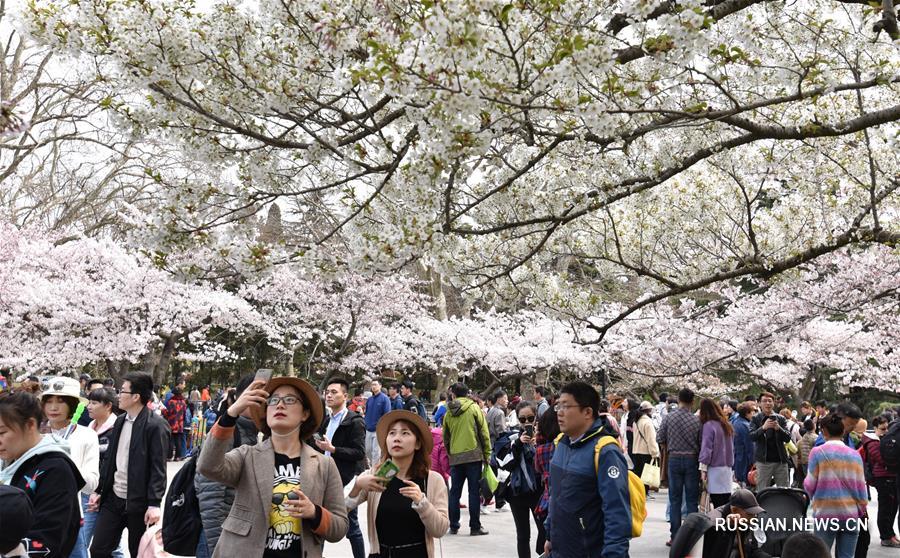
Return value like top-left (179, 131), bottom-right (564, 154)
top-left (348, 410), bottom-right (449, 558)
top-left (491, 401), bottom-right (540, 558)
top-left (197, 376), bottom-right (348, 558)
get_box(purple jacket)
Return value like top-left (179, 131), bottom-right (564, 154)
top-left (699, 420), bottom-right (735, 468)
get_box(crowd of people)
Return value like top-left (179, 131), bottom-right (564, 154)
top-left (2, 372), bottom-right (900, 558)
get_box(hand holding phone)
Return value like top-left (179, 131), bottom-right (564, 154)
top-left (374, 459), bottom-right (400, 483)
top-left (255, 368), bottom-right (274, 384)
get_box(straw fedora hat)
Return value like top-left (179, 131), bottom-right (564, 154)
top-left (250, 376), bottom-right (324, 438)
top-left (375, 410), bottom-right (434, 456)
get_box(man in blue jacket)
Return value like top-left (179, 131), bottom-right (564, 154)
top-left (363, 378), bottom-right (391, 465)
top-left (544, 381), bottom-right (632, 558)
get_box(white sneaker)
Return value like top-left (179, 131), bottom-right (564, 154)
top-left (495, 505), bottom-right (509, 512)
top-left (480, 506), bottom-right (491, 514)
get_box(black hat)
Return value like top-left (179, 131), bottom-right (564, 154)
top-left (0, 485), bottom-right (34, 553)
top-left (730, 488), bottom-right (765, 514)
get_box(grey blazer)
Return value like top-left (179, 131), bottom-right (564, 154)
top-left (198, 422), bottom-right (348, 558)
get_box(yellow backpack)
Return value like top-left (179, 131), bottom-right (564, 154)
top-left (554, 433), bottom-right (648, 537)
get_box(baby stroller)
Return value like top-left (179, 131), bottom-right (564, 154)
top-left (670, 487), bottom-right (810, 558)
top-left (755, 487), bottom-right (810, 556)
top-left (668, 512), bottom-right (716, 558)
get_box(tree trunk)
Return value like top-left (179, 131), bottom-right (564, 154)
top-left (154, 333), bottom-right (179, 387)
top-left (281, 347), bottom-right (295, 377)
top-left (434, 367), bottom-right (454, 399)
top-left (797, 366), bottom-right (821, 402)
top-left (105, 359), bottom-right (130, 388)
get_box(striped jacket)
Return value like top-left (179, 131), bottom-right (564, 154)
top-left (804, 440), bottom-right (868, 520)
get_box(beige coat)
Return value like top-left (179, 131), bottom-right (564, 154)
top-left (197, 421), bottom-right (348, 558)
top-left (631, 414), bottom-right (660, 458)
top-left (347, 469), bottom-right (450, 558)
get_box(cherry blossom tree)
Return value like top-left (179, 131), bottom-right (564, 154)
top-left (0, 223), bottom-right (265, 384)
top-left (594, 245), bottom-right (900, 399)
top-left (239, 268), bottom-right (429, 376)
top-left (16, 0), bottom-right (899, 334)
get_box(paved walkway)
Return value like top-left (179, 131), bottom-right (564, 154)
top-left (159, 462), bottom-right (898, 557)
top-left (326, 487), bottom-right (898, 558)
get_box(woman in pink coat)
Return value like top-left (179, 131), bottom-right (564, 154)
top-left (430, 427), bottom-right (450, 482)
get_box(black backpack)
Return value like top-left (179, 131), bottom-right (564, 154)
top-left (161, 453), bottom-right (202, 555)
top-left (881, 420), bottom-right (900, 473)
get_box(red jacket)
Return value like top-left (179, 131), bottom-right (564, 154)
top-left (164, 395), bottom-right (187, 433)
top-left (859, 434), bottom-right (894, 481)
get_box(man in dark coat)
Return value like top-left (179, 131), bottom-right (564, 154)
top-left (89, 372), bottom-right (169, 558)
top-left (312, 377), bottom-right (367, 558)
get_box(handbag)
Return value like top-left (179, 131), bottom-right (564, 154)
top-left (784, 440), bottom-right (799, 455)
top-left (640, 457), bottom-right (661, 489)
top-left (137, 524), bottom-right (170, 558)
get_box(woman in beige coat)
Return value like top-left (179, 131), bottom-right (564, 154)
top-left (631, 401), bottom-right (660, 494)
top-left (198, 377), bottom-right (348, 558)
top-left (347, 410), bottom-right (449, 558)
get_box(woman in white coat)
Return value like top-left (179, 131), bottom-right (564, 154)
top-left (41, 377), bottom-right (99, 558)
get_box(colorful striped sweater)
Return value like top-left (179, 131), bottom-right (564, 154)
top-left (803, 440), bottom-right (868, 520)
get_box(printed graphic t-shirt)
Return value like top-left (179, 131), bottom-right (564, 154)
top-left (264, 453), bottom-right (303, 558)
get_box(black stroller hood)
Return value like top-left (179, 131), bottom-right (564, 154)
top-left (755, 487), bottom-right (811, 556)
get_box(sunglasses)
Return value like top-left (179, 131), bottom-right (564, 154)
top-left (272, 491), bottom-right (299, 505)
top-left (518, 416), bottom-right (536, 423)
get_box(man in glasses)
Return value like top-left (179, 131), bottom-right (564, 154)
top-left (89, 372), bottom-right (169, 558)
top-left (544, 381), bottom-right (632, 558)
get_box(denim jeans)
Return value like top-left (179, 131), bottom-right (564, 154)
top-left (195, 530), bottom-right (211, 558)
top-left (78, 494), bottom-right (124, 558)
top-left (449, 461), bottom-right (483, 531)
top-left (170, 431), bottom-right (187, 459)
top-left (347, 507), bottom-right (366, 558)
top-left (667, 455), bottom-right (700, 538)
top-left (815, 521), bottom-right (859, 558)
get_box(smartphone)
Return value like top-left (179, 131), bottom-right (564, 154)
top-left (524, 424), bottom-right (535, 437)
top-left (255, 368), bottom-right (274, 384)
top-left (313, 433), bottom-right (324, 442)
top-left (767, 415), bottom-right (777, 421)
top-left (373, 459), bottom-right (400, 482)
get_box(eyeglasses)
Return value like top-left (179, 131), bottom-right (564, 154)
top-left (267, 396), bottom-right (301, 407)
top-left (518, 416), bottom-right (536, 423)
top-left (554, 403), bottom-right (582, 413)
top-left (119, 391), bottom-right (136, 395)
top-left (272, 491), bottom-right (299, 505)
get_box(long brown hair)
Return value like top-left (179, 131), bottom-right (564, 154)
top-left (377, 419), bottom-right (431, 479)
top-left (699, 398), bottom-right (734, 437)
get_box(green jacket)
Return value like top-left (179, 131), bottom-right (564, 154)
top-left (442, 397), bottom-right (492, 466)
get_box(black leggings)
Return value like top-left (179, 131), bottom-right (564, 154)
top-left (506, 491), bottom-right (541, 558)
top-left (632, 454), bottom-right (652, 494)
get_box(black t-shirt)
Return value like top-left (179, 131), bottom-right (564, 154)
top-left (763, 415), bottom-right (781, 462)
top-left (375, 476), bottom-right (427, 557)
top-left (264, 453), bottom-right (303, 558)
